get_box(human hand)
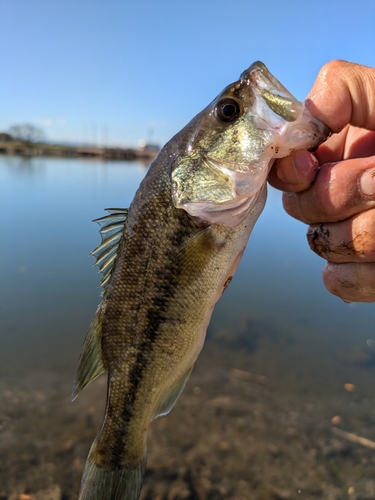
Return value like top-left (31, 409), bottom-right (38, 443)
top-left (268, 60), bottom-right (375, 302)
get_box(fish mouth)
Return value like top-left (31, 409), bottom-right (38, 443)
top-left (243, 61), bottom-right (302, 122)
top-left (242, 61), bottom-right (331, 153)
top-left (244, 61), bottom-right (298, 105)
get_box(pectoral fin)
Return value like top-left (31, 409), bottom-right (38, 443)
top-left (153, 365), bottom-right (194, 419)
top-left (72, 307), bottom-right (106, 400)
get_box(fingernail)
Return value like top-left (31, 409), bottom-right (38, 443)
top-left (293, 151), bottom-right (318, 184)
top-left (360, 168), bottom-right (375, 196)
top-left (294, 150), bottom-right (319, 180)
top-left (278, 150), bottom-right (318, 185)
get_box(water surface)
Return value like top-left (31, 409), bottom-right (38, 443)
top-left (1, 156), bottom-right (375, 499)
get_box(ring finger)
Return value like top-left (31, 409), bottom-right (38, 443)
top-left (307, 208), bottom-right (375, 263)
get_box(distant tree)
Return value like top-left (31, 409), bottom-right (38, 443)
top-left (0, 132), bottom-right (14, 142)
top-left (7, 123), bottom-right (45, 145)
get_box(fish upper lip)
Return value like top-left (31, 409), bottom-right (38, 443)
top-left (243, 61), bottom-right (295, 100)
top-left (243, 62), bottom-right (331, 148)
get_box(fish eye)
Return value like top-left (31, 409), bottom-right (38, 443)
top-left (215, 98), bottom-right (241, 123)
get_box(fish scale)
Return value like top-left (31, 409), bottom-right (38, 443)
top-left (73, 61), bottom-right (330, 499)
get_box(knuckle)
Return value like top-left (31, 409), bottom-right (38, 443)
top-left (318, 60), bottom-right (345, 82)
top-left (282, 192), bottom-right (309, 223)
top-left (282, 192), bottom-right (298, 216)
top-left (318, 60), bottom-right (351, 80)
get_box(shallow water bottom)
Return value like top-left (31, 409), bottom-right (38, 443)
top-left (1, 319), bottom-right (375, 500)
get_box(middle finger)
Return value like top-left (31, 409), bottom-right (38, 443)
top-left (283, 157), bottom-right (375, 224)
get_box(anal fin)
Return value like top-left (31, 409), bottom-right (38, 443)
top-left (153, 365), bottom-right (194, 420)
top-left (72, 307), bottom-right (106, 400)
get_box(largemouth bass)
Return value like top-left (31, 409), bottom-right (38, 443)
top-left (73, 61), bottom-right (329, 500)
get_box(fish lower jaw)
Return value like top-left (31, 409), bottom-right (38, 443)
top-left (251, 100), bottom-right (330, 157)
top-left (269, 123), bottom-right (329, 158)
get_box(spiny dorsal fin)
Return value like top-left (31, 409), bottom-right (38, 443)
top-left (152, 364), bottom-right (194, 420)
top-left (72, 306), bottom-right (106, 400)
top-left (90, 208), bottom-right (128, 295)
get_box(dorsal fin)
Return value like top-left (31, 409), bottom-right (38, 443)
top-left (90, 208), bottom-right (128, 295)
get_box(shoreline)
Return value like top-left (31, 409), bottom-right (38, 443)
top-left (0, 141), bottom-right (159, 161)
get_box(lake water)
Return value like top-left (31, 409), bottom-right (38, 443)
top-left (1, 155), bottom-right (375, 499)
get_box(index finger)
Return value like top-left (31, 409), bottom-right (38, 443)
top-left (305, 60), bottom-right (375, 133)
top-left (315, 126), bottom-right (375, 165)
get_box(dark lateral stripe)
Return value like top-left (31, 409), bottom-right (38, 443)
top-left (107, 210), bottom-right (195, 467)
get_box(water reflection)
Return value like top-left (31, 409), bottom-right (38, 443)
top-left (0, 154), bottom-right (48, 175)
top-left (0, 157), bottom-right (146, 378)
top-left (1, 156), bottom-right (375, 499)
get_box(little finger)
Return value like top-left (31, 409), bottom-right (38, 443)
top-left (323, 262), bottom-right (375, 303)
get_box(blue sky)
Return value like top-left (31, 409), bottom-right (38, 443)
top-left (1, 0), bottom-right (375, 147)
